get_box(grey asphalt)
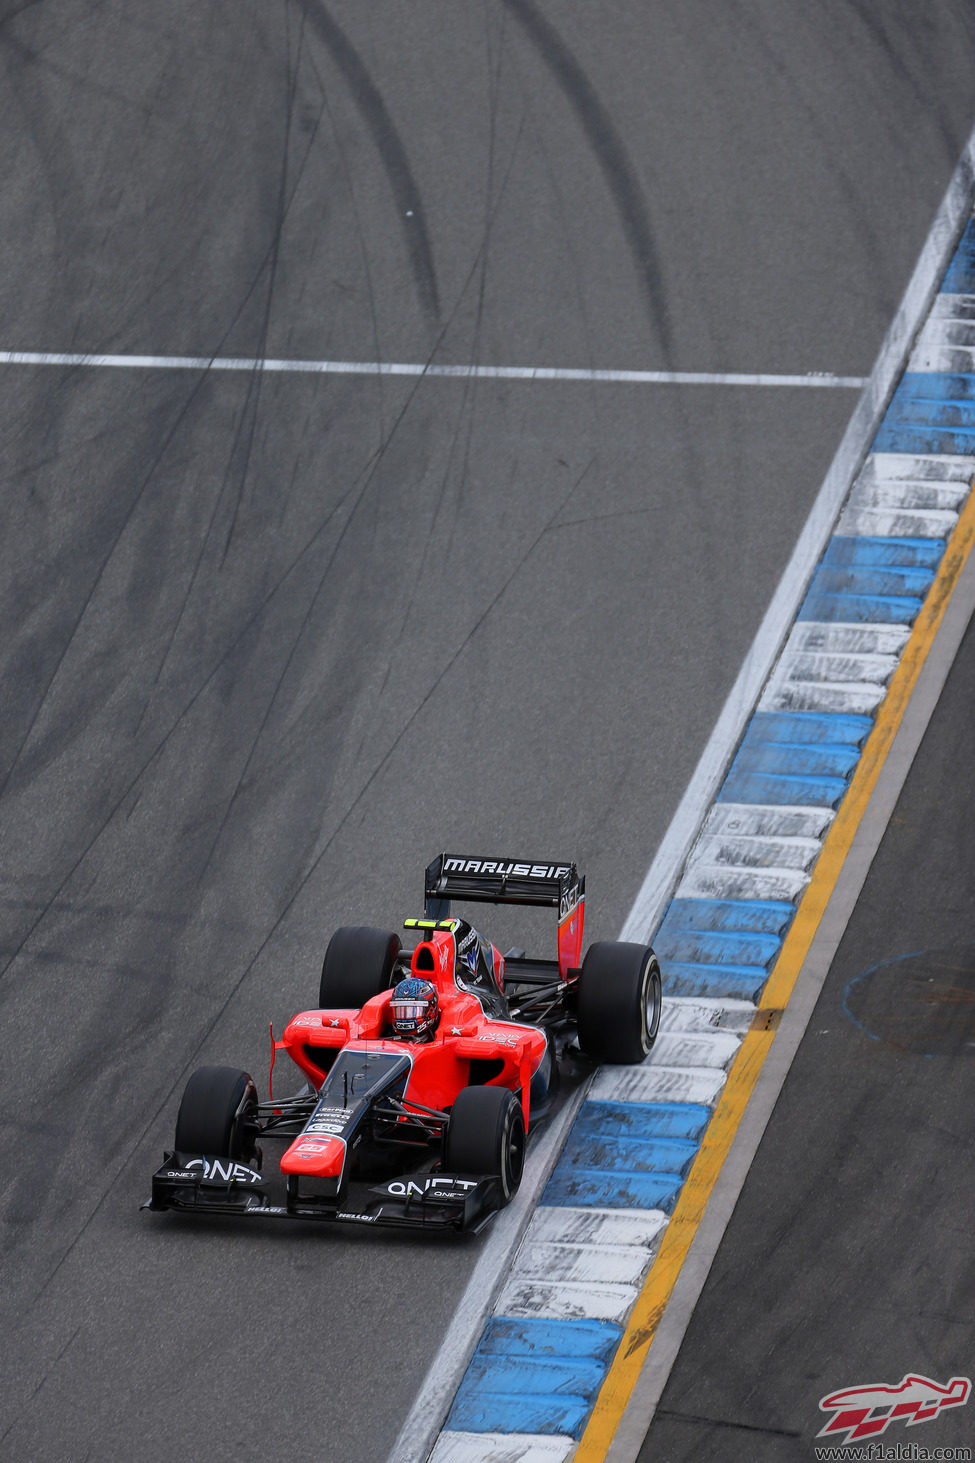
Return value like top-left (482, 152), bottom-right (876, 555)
top-left (1, 4), bottom-right (974, 1462)
top-left (640, 601), bottom-right (975, 1463)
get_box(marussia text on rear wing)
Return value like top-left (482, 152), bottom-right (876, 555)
top-left (424, 853), bottom-right (585, 978)
top-left (425, 853), bottom-right (583, 910)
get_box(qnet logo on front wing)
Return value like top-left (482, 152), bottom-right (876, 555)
top-left (818, 1373), bottom-right (971, 1445)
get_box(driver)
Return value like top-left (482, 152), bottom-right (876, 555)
top-left (389, 977), bottom-right (440, 1042)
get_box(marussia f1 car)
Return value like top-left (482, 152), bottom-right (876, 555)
top-left (145, 854), bottom-right (662, 1233)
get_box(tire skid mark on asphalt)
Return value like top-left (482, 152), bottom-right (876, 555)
top-left (499, 0), bottom-right (671, 357)
top-left (293, 0), bottom-right (441, 321)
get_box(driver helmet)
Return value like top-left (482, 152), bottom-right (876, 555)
top-left (390, 976), bottom-right (439, 1041)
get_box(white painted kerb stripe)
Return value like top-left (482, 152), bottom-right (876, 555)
top-left (0, 349), bottom-right (865, 387)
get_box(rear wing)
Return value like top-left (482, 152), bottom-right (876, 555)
top-left (424, 853), bottom-right (585, 978)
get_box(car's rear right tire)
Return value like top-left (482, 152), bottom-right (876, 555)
top-left (444, 1085), bottom-right (525, 1204)
top-left (318, 926), bottom-right (401, 1008)
top-left (174, 1065), bottom-right (258, 1160)
top-left (577, 942), bottom-right (662, 1064)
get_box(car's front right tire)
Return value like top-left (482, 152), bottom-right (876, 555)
top-left (318, 926), bottom-right (401, 1008)
top-left (174, 1065), bottom-right (258, 1160)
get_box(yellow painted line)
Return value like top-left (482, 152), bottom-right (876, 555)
top-left (574, 482), bottom-right (975, 1462)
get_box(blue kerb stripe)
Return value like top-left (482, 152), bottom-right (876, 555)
top-left (543, 1167), bottom-right (685, 1211)
top-left (941, 216), bottom-right (975, 291)
top-left (658, 896), bottom-right (796, 935)
top-left (552, 1132), bottom-right (699, 1179)
top-left (551, 1100), bottom-right (702, 1182)
top-left (823, 536), bottom-right (946, 569)
top-left (745, 711), bottom-right (874, 747)
top-left (655, 927), bottom-right (781, 967)
top-left (804, 561), bottom-right (935, 597)
top-left (729, 741), bottom-right (860, 779)
top-left (575, 1100), bottom-right (713, 1142)
top-left (461, 1354), bottom-right (609, 1399)
top-left (797, 589), bottom-right (924, 623)
top-left (448, 1321), bottom-right (625, 1439)
top-left (660, 961), bottom-right (769, 1002)
top-left (874, 374), bottom-right (975, 453)
top-left (478, 1316), bottom-right (623, 1362)
top-left (888, 371), bottom-right (975, 403)
top-left (722, 703), bottom-right (865, 805)
top-left (881, 396), bottom-right (975, 430)
top-left (717, 769), bottom-right (847, 806)
top-left (873, 423), bottom-right (975, 454)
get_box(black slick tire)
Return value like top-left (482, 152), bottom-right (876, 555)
top-left (318, 926), bottom-right (401, 1008)
top-left (174, 1065), bottom-right (258, 1160)
top-left (444, 1085), bottom-right (525, 1204)
top-left (577, 942), bottom-right (662, 1064)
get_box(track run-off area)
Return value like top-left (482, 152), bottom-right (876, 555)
top-left (2, 6), bottom-right (975, 1463)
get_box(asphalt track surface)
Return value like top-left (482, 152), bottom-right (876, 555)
top-left (1, 5), bottom-right (974, 1462)
top-left (640, 608), bottom-right (975, 1463)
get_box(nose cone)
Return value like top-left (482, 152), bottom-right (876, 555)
top-left (280, 1134), bottom-right (346, 1176)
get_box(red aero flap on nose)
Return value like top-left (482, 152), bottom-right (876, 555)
top-left (280, 1134), bottom-right (346, 1176)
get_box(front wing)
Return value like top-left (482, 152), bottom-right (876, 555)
top-left (144, 1152), bottom-right (503, 1233)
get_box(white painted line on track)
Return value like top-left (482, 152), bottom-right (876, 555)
top-left (0, 349), bottom-right (864, 387)
top-left (619, 127), bottom-right (975, 945)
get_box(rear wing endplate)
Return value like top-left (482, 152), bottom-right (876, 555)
top-left (424, 854), bottom-right (585, 977)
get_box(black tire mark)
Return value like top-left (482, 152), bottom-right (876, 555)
top-left (0, 21), bottom-right (312, 781)
top-left (372, 121), bottom-right (530, 704)
top-left (217, 6), bottom-right (307, 562)
top-left (501, 0), bottom-right (674, 358)
top-left (0, 294), bottom-right (463, 989)
top-left (843, 0), bottom-right (962, 164)
top-left (0, 1325), bottom-right (82, 1454)
top-left (136, 26), bottom-right (336, 710)
top-left (1, 339), bottom-right (496, 1306)
top-left (0, 365), bottom-right (222, 801)
top-left (718, 0), bottom-right (891, 314)
top-left (0, 34), bottom-right (90, 349)
top-left (498, 12), bottom-right (608, 505)
top-left (308, 36), bottom-right (388, 429)
top-left (0, 51), bottom-right (497, 993)
top-left (294, 0), bottom-right (441, 321)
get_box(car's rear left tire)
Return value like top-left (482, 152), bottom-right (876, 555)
top-left (174, 1065), bottom-right (258, 1160)
top-left (444, 1085), bottom-right (525, 1204)
top-left (577, 942), bottom-right (662, 1064)
top-left (319, 926), bottom-right (401, 1008)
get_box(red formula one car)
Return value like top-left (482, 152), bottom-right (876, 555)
top-left (145, 854), bottom-right (662, 1233)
